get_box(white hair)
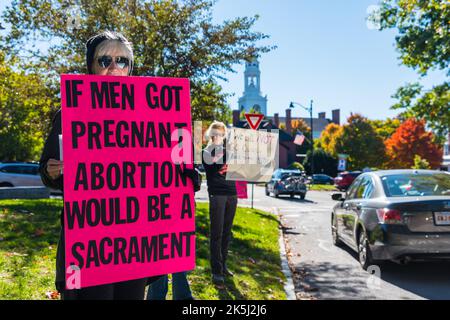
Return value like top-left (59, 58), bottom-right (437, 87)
top-left (94, 39), bottom-right (133, 61)
top-left (205, 121), bottom-right (227, 145)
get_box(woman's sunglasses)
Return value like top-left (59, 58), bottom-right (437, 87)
top-left (97, 55), bottom-right (130, 69)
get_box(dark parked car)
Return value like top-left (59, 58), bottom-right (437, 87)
top-left (0, 162), bottom-right (43, 187)
top-left (312, 174), bottom-right (334, 185)
top-left (331, 169), bottom-right (450, 269)
top-left (265, 169), bottom-right (307, 199)
top-left (334, 171), bottom-right (361, 191)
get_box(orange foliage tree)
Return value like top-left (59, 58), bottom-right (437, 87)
top-left (385, 118), bottom-right (443, 169)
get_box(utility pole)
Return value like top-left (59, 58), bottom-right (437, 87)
top-left (289, 100), bottom-right (314, 180)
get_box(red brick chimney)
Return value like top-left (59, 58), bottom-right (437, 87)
top-left (274, 113), bottom-right (279, 128)
top-left (232, 110), bottom-right (240, 126)
top-left (286, 109), bottom-right (292, 133)
top-left (332, 109), bottom-right (340, 125)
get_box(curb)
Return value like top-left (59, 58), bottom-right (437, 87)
top-left (271, 207), bottom-right (296, 300)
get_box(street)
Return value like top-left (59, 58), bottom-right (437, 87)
top-left (196, 184), bottom-right (450, 300)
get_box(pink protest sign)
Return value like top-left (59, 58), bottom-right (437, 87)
top-left (61, 74), bottom-right (195, 289)
top-left (236, 181), bottom-right (248, 199)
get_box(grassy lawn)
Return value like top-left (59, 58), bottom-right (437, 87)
top-left (0, 199), bottom-right (286, 300)
top-left (308, 184), bottom-right (338, 191)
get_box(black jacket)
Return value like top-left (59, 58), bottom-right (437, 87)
top-left (202, 144), bottom-right (236, 196)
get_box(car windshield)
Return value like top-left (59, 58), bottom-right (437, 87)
top-left (381, 173), bottom-right (450, 197)
top-left (281, 172), bottom-right (302, 180)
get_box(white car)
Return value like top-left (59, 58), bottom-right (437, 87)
top-left (0, 162), bottom-right (44, 187)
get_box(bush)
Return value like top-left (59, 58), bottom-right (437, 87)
top-left (288, 162), bottom-right (304, 171)
top-left (303, 148), bottom-right (338, 176)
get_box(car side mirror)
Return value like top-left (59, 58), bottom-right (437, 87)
top-left (331, 193), bottom-right (344, 201)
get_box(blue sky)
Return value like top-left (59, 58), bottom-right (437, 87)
top-left (210, 0), bottom-right (447, 121)
top-left (1, 0), bottom-right (446, 121)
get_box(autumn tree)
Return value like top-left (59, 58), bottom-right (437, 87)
top-left (316, 123), bottom-right (343, 157)
top-left (290, 118), bottom-right (312, 156)
top-left (384, 118), bottom-right (443, 169)
top-left (290, 119), bottom-right (311, 136)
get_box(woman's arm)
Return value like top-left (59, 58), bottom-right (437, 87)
top-left (39, 110), bottom-right (64, 191)
top-left (202, 146), bottom-right (227, 175)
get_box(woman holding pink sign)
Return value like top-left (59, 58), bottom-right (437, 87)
top-left (40, 30), bottom-right (199, 300)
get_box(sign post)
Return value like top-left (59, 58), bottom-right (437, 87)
top-left (245, 113), bottom-right (262, 209)
top-left (337, 154), bottom-right (349, 172)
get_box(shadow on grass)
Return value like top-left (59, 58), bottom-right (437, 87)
top-left (194, 204), bottom-right (284, 299)
top-left (0, 200), bottom-right (62, 298)
top-left (252, 209), bottom-right (283, 227)
top-left (0, 199), bottom-right (61, 252)
top-left (217, 278), bottom-right (246, 300)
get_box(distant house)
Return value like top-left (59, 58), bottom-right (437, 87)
top-left (266, 109), bottom-right (340, 139)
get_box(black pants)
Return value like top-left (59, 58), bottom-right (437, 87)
top-left (60, 278), bottom-right (147, 300)
top-left (208, 194), bottom-right (238, 275)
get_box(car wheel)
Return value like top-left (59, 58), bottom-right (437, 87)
top-left (299, 193), bottom-right (305, 200)
top-left (290, 193), bottom-right (295, 198)
top-left (0, 182), bottom-right (13, 187)
top-left (331, 214), bottom-right (343, 246)
top-left (358, 230), bottom-right (374, 270)
top-left (265, 187), bottom-right (270, 196)
top-left (274, 190), bottom-right (279, 198)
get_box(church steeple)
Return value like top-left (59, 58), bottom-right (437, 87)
top-left (238, 58), bottom-right (268, 115)
top-left (244, 60), bottom-right (261, 93)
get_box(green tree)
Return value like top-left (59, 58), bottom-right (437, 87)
top-left (239, 105), bottom-right (263, 121)
top-left (334, 114), bottom-right (386, 170)
top-left (374, 0), bottom-right (449, 137)
top-left (412, 155), bottom-right (431, 170)
top-left (1, 0), bottom-right (275, 121)
top-left (0, 50), bottom-right (58, 161)
top-left (191, 80), bottom-right (231, 123)
top-left (302, 148), bottom-right (338, 176)
top-left (391, 81), bottom-right (449, 140)
top-left (287, 161), bottom-right (304, 171)
top-left (368, 117), bottom-right (402, 140)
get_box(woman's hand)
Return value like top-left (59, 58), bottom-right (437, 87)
top-left (218, 164), bottom-right (228, 175)
top-left (46, 159), bottom-right (63, 180)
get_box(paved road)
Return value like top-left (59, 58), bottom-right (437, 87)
top-left (196, 184), bottom-right (450, 300)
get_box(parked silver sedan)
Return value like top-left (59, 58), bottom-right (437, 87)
top-left (0, 162), bottom-right (44, 187)
top-left (331, 169), bottom-right (450, 269)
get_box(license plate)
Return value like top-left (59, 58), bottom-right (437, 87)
top-left (434, 212), bottom-right (450, 226)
